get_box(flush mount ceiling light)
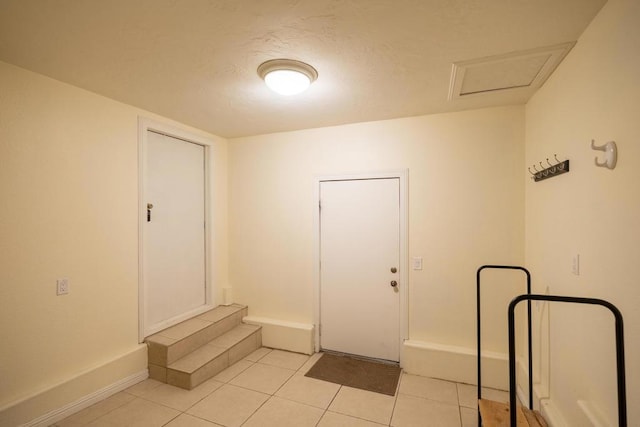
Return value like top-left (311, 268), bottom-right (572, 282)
top-left (258, 59), bottom-right (318, 96)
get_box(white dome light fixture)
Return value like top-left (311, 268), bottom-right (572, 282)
top-left (258, 59), bottom-right (318, 96)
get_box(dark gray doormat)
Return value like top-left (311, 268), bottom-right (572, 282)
top-left (304, 352), bottom-right (401, 396)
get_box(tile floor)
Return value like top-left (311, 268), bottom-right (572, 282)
top-left (53, 348), bottom-right (509, 427)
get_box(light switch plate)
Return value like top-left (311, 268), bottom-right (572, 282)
top-left (572, 254), bottom-right (580, 276)
top-left (412, 257), bottom-right (423, 270)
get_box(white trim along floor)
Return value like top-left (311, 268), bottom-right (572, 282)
top-left (53, 347), bottom-right (509, 427)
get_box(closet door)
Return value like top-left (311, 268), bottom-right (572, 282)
top-left (144, 131), bottom-right (206, 335)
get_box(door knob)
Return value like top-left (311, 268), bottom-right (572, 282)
top-left (147, 203), bottom-right (153, 222)
top-left (390, 267), bottom-right (397, 273)
top-left (390, 280), bottom-right (398, 287)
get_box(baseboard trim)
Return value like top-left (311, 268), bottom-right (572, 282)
top-left (577, 400), bottom-right (609, 427)
top-left (25, 369), bottom-right (148, 427)
top-left (243, 316), bottom-right (314, 355)
top-left (0, 345), bottom-right (148, 426)
top-left (540, 398), bottom-right (568, 427)
top-left (402, 340), bottom-right (508, 389)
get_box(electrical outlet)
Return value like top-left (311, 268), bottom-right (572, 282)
top-left (572, 254), bottom-right (580, 276)
top-left (57, 278), bottom-right (69, 295)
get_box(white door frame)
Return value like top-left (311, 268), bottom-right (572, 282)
top-left (313, 170), bottom-right (409, 363)
top-left (138, 117), bottom-right (215, 341)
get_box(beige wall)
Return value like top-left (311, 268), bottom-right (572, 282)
top-left (7, 1), bottom-right (637, 422)
top-left (229, 106), bottom-right (525, 359)
top-left (525, 0), bottom-right (640, 424)
top-left (0, 61), bottom-right (228, 422)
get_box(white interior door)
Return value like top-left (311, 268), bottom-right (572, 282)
top-left (144, 131), bottom-right (206, 334)
top-left (320, 178), bottom-right (400, 362)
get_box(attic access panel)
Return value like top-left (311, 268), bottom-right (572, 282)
top-left (448, 42), bottom-right (575, 100)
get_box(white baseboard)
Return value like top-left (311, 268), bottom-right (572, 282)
top-left (577, 400), bottom-right (609, 427)
top-left (0, 345), bottom-right (148, 427)
top-left (24, 370), bottom-right (148, 427)
top-left (402, 340), bottom-right (508, 390)
top-left (540, 398), bottom-right (568, 427)
top-left (536, 398), bottom-right (610, 427)
top-left (243, 316), bottom-right (314, 355)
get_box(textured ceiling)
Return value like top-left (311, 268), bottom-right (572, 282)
top-left (0, 0), bottom-right (606, 138)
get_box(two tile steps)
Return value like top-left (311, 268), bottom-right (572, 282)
top-left (145, 304), bottom-right (261, 390)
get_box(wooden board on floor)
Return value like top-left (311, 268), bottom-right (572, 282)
top-left (478, 399), bottom-right (548, 427)
top-left (522, 408), bottom-right (548, 427)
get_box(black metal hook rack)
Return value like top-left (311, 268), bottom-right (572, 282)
top-left (528, 155), bottom-right (570, 182)
top-left (476, 265), bottom-right (533, 423)
top-left (508, 294), bottom-right (627, 427)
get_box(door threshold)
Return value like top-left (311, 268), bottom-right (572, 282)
top-left (319, 349), bottom-right (399, 366)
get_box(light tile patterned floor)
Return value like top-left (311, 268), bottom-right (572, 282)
top-left (53, 348), bottom-right (508, 427)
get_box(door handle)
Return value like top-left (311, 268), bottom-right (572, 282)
top-left (147, 203), bottom-right (153, 222)
top-left (390, 280), bottom-right (398, 287)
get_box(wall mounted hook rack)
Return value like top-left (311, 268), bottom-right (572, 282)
top-left (528, 154), bottom-right (569, 182)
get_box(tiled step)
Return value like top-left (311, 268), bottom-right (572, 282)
top-left (146, 304), bottom-right (248, 367)
top-left (167, 324), bottom-right (262, 389)
top-left (145, 304), bottom-right (262, 390)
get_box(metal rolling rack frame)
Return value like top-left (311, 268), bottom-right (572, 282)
top-left (477, 265), bottom-right (627, 426)
top-left (476, 265), bottom-right (533, 426)
top-left (508, 295), bottom-right (627, 427)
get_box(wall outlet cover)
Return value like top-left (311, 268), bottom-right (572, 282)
top-left (57, 278), bottom-right (69, 295)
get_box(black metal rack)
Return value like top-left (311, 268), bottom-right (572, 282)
top-left (508, 294), bottom-right (627, 427)
top-left (476, 265), bottom-right (533, 423)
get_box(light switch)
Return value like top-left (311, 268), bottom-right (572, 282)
top-left (412, 257), bottom-right (423, 270)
